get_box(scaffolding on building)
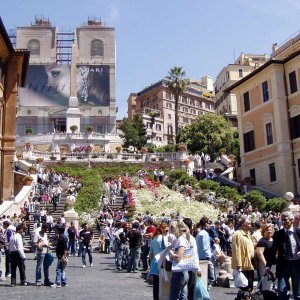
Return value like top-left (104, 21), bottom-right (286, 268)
top-left (56, 30), bottom-right (74, 65)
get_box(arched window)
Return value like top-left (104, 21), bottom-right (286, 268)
top-left (91, 39), bottom-right (104, 57)
top-left (27, 39), bottom-right (40, 55)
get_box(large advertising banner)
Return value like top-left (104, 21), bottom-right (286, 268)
top-left (20, 65), bottom-right (70, 106)
top-left (76, 65), bottom-right (110, 106)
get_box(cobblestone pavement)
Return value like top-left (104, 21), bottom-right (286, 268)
top-left (0, 252), bottom-right (239, 300)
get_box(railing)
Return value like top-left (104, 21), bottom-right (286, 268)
top-left (23, 150), bottom-right (185, 163)
top-left (16, 132), bottom-right (123, 145)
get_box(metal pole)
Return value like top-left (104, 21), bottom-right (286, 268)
top-left (88, 150), bottom-right (91, 168)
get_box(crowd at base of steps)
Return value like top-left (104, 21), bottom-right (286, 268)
top-left (1, 170), bottom-right (300, 300)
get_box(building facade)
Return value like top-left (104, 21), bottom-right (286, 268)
top-left (214, 53), bottom-right (269, 126)
top-left (130, 77), bottom-right (215, 146)
top-left (227, 47), bottom-right (300, 196)
top-left (0, 18), bottom-right (29, 203)
top-left (14, 17), bottom-right (117, 152)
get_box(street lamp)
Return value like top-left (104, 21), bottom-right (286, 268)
top-left (9, 160), bottom-right (15, 200)
top-left (87, 145), bottom-right (92, 168)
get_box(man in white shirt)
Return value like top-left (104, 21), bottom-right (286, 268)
top-left (34, 223), bottom-right (52, 286)
top-left (9, 224), bottom-right (27, 286)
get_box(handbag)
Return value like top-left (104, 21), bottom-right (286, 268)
top-left (44, 251), bottom-right (55, 268)
top-left (172, 245), bottom-right (199, 272)
top-left (161, 237), bottom-right (172, 271)
top-left (193, 277), bottom-right (211, 300)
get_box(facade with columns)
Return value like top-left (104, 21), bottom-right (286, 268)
top-left (14, 17), bottom-right (117, 152)
top-left (0, 18), bottom-right (29, 203)
top-left (227, 45), bottom-right (300, 196)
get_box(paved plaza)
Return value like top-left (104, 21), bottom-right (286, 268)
top-left (0, 252), bottom-right (239, 300)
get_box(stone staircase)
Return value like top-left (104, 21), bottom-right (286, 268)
top-left (91, 195), bottom-right (124, 245)
top-left (23, 191), bottom-right (68, 249)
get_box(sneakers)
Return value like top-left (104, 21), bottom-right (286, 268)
top-left (6, 274), bottom-right (11, 278)
top-left (90, 263), bottom-right (93, 267)
top-left (133, 270), bottom-right (140, 273)
top-left (82, 265), bottom-right (86, 268)
top-left (10, 283), bottom-right (16, 287)
top-left (51, 284), bottom-right (61, 288)
top-left (36, 282), bottom-right (42, 286)
top-left (21, 282), bottom-right (28, 286)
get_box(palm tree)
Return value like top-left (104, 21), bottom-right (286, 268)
top-left (166, 66), bottom-right (190, 142)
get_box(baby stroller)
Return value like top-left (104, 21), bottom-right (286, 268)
top-left (235, 271), bottom-right (279, 300)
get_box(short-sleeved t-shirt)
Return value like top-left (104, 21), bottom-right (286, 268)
top-left (174, 235), bottom-right (189, 252)
top-left (257, 238), bottom-right (273, 263)
top-left (34, 230), bottom-right (48, 254)
top-left (80, 229), bottom-right (93, 245)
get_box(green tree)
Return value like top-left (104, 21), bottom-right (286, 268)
top-left (177, 114), bottom-right (235, 157)
top-left (244, 190), bottom-right (267, 211)
top-left (118, 114), bottom-right (147, 150)
top-left (166, 67), bottom-right (190, 140)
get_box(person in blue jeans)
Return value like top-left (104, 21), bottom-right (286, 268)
top-left (3, 221), bottom-right (12, 277)
top-left (51, 225), bottom-right (68, 288)
top-left (34, 224), bottom-right (52, 286)
top-left (169, 221), bottom-right (199, 300)
top-left (79, 223), bottom-right (94, 268)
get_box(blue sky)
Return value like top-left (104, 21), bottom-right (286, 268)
top-left (2, 0), bottom-right (300, 118)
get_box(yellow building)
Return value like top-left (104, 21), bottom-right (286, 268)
top-left (0, 18), bottom-right (29, 203)
top-left (227, 47), bottom-right (300, 196)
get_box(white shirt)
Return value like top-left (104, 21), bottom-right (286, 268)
top-left (101, 226), bottom-right (111, 240)
top-left (34, 230), bottom-right (48, 254)
top-left (9, 233), bottom-right (25, 259)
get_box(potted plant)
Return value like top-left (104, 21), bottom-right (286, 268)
top-left (178, 144), bottom-right (187, 152)
top-left (86, 126), bottom-right (93, 133)
top-left (23, 175), bottom-right (33, 186)
top-left (91, 153), bottom-right (99, 159)
top-left (25, 128), bottom-right (32, 135)
top-left (60, 145), bottom-right (67, 154)
top-left (116, 146), bottom-right (122, 153)
top-left (141, 147), bottom-right (148, 154)
top-left (70, 125), bottom-right (78, 133)
top-left (61, 156), bottom-right (67, 162)
top-left (36, 157), bottom-right (44, 164)
top-left (106, 153), bottom-right (113, 159)
top-left (28, 166), bottom-right (37, 174)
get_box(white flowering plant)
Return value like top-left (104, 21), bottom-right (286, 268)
top-left (132, 183), bottom-right (219, 223)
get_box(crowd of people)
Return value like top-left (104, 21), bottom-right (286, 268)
top-left (0, 166), bottom-right (300, 300)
